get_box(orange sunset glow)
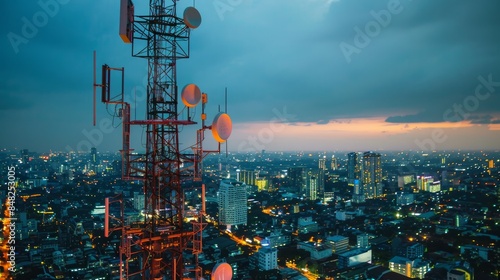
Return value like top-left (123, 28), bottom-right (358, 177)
top-left (230, 117), bottom-right (500, 152)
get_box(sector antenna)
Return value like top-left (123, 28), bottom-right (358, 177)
top-left (92, 1), bottom-right (233, 279)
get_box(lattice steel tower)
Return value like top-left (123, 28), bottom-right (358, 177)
top-left (132, 1), bottom-right (190, 279)
top-left (94, 0), bottom-right (229, 279)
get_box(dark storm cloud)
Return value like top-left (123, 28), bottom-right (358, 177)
top-left (1, 0), bottom-right (500, 151)
top-left (1, 1), bottom-right (130, 97)
top-left (183, 0), bottom-right (500, 124)
top-left (313, 0), bottom-right (500, 124)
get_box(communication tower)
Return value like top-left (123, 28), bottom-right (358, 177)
top-left (93, 1), bottom-right (233, 279)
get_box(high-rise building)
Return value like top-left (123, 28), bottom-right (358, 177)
top-left (327, 235), bottom-right (349, 254)
top-left (398, 174), bottom-right (415, 190)
top-left (396, 192), bottom-right (414, 206)
top-left (90, 147), bottom-right (97, 163)
top-left (288, 167), bottom-right (306, 194)
top-left (347, 152), bottom-right (356, 185)
top-left (362, 152), bottom-right (382, 198)
top-left (429, 181), bottom-right (441, 193)
top-left (416, 175), bottom-right (433, 192)
top-left (255, 178), bottom-right (268, 192)
top-left (347, 152), bottom-right (362, 186)
top-left (318, 156), bottom-right (327, 170)
top-left (405, 243), bottom-right (424, 260)
top-left (352, 179), bottom-right (365, 203)
top-left (307, 175), bottom-right (318, 200)
top-left (90, 147), bottom-right (98, 173)
top-left (331, 155), bottom-right (337, 171)
top-left (237, 169), bottom-right (257, 186)
top-left (357, 233), bottom-right (370, 249)
top-left (218, 179), bottom-right (247, 229)
top-left (307, 169), bottom-right (324, 199)
top-left (256, 240), bottom-right (278, 271)
top-left (133, 193), bottom-right (145, 211)
top-left (317, 169), bottom-right (325, 198)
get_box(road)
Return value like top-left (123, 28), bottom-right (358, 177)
top-left (285, 261), bottom-right (319, 280)
top-left (1, 198), bottom-right (14, 279)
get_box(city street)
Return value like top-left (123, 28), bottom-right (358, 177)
top-left (1, 198), bottom-right (13, 279)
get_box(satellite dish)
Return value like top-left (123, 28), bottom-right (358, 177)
top-left (212, 112), bottom-right (232, 143)
top-left (181, 84), bottom-right (201, 108)
top-left (183, 6), bottom-right (202, 29)
top-left (211, 262), bottom-right (232, 280)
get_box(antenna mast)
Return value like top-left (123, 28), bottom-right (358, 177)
top-left (95, 1), bottom-right (233, 279)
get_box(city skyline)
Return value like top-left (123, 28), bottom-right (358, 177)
top-left (1, 0), bottom-right (500, 153)
top-left (1, 143), bottom-right (498, 279)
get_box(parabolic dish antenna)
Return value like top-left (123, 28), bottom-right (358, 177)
top-left (212, 112), bottom-right (232, 143)
top-left (211, 262), bottom-right (233, 280)
top-left (181, 84), bottom-right (202, 108)
top-left (183, 6), bottom-right (202, 29)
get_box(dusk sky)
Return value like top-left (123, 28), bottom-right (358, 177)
top-left (1, 0), bottom-right (500, 153)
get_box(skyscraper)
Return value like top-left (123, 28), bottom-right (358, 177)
top-left (90, 147), bottom-right (97, 173)
top-left (318, 156), bottom-right (327, 170)
top-left (90, 147), bottom-right (97, 164)
top-left (362, 152), bottom-right (382, 198)
top-left (288, 167), bottom-right (306, 194)
top-left (352, 179), bottom-right (365, 203)
top-left (307, 175), bottom-right (318, 200)
top-left (317, 168), bottom-right (325, 198)
top-left (331, 155), bottom-right (337, 171)
top-left (218, 179), bottom-right (247, 229)
top-left (347, 152), bottom-right (363, 186)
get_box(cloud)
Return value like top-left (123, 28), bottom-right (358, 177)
top-left (1, 0), bottom-right (500, 151)
top-left (386, 112), bottom-right (500, 125)
top-left (468, 115), bottom-right (500, 124)
top-left (385, 111), bottom-right (444, 123)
